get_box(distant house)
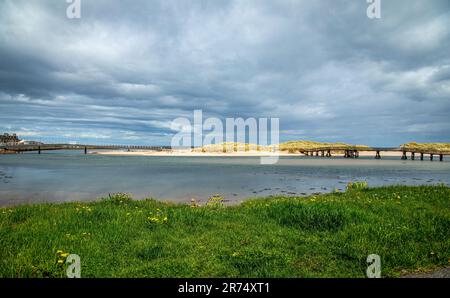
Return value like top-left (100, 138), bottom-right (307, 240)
top-left (18, 140), bottom-right (44, 145)
top-left (0, 133), bottom-right (21, 146)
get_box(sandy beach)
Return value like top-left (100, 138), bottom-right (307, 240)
top-left (92, 149), bottom-right (292, 157)
top-left (92, 149), bottom-right (404, 157)
top-left (358, 150), bottom-right (403, 157)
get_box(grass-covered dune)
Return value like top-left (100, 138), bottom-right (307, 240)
top-left (279, 140), bottom-right (370, 153)
top-left (401, 142), bottom-right (450, 153)
top-left (1, 185), bottom-right (449, 278)
top-left (191, 140), bottom-right (371, 153)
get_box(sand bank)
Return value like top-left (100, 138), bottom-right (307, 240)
top-left (92, 149), bottom-right (403, 157)
top-left (92, 150), bottom-right (292, 157)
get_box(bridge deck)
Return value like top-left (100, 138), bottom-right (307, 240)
top-left (300, 147), bottom-right (450, 155)
top-left (2, 144), bottom-right (450, 157)
top-left (2, 144), bottom-right (172, 152)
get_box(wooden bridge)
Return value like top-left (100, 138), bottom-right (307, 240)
top-left (1, 144), bottom-right (172, 154)
top-left (299, 147), bottom-right (449, 161)
top-left (1, 144), bottom-right (448, 161)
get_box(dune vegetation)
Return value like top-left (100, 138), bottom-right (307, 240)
top-left (1, 185), bottom-right (449, 278)
top-left (193, 141), bottom-right (450, 154)
top-left (192, 141), bottom-right (371, 154)
top-left (279, 141), bottom-right (370, 153)
top-left (401, 142), bottom-right (450, 153)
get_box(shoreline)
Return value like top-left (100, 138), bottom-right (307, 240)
top-left (92, 150), bottom-right (404, 157)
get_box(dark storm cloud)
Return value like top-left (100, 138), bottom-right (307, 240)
top-left (0, 0), bottom-right (449, 145)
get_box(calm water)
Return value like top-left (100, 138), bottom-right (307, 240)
top-left (0, 151), bottom-right (449, 206)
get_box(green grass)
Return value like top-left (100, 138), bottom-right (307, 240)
top-left (0, 185), bottom-right (449, 278)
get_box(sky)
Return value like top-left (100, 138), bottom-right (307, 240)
top-left (0, 0), bottom-right (449, 146)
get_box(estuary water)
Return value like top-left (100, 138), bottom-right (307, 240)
top-left (0, 151), bottom-right (449, 206)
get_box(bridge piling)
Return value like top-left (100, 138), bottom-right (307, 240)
top-left (430, 154), bottom-right (434, 161)
top-left (84, 147), bottom-right (87, 154)
top-left (411, 152), bottom-right (415, 160)
top-left (375, 150), bottom-right (381, 159)
top-left (401, 151), bottom-right (407, 160)
top-left (420, 153), bottom-right (424, 161)
top-left (440, 154), bottom-right (443, 162)
top-left (345, 150), bottom-right (355, 158)
top-left (38, 146), bottom-right (41, 154)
